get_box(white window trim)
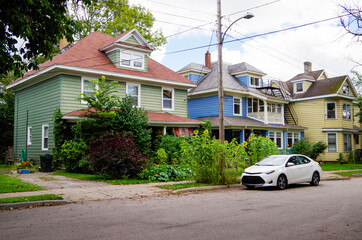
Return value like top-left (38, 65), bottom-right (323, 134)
top-left (81, 77), bottom-right (98, 105)
top-left (250, 77), bottom-right (260, 87)
top-left (327, 132), bottom-right (338, 153)
top-left (269, 131), bottom-right (283, 149)
top-left (120, 50), bottom-right (145, 70)
top-left (325, 102), bottom-right (337, 120)
top-left (342, 84), bottom-right (350, 95)
top-left (42, 124), bottom-right (49, 151)
top-left (162, 87), bottom-right (174, 111)
top-left (342, 102), bottom-right (352, 121)
top-left (27, 126), bottom-right (32, 145)
top-left (296, 82), bottom-right (303, 93)
top-left (126, 83), bottom-right (141, 107)
top-left (287, 132), bottom-right (300, 148)
top-left (233, 97), bottom-right (242, 116)
top-left (343, 133), bottom-right (352, 152)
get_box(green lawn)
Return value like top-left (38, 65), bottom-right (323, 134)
top-left (0, 194), bottom-right (63, 204)
top-left (157, 182), bottom-right (215, 190)
top-left (321, 164), bottom-right (362, 171)
top-left (0, 174), bottom-right (44, 193)
top-left (53, 171), bottom-right (153, 185)
top-left (334, 170), bottom-right (362, 177)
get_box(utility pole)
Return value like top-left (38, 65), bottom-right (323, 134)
top-left (217, 0), bottom-right (224, 144)
top-left (217, 0), bottom-right (225, 174)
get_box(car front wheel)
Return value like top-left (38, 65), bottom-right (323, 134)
top-left (310, 172), bottom-right (320, 186)
top-left (277, 175), bottom-right (287, 190)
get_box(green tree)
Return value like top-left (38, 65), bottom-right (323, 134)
top-left (0, 72), bottom-right (16, 162)
top-left (68, 0), bottom-right (166, 49)
top-left (0, 0), bottom-right (81, 77)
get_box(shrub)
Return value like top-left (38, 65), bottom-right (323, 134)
top-left (181, 130), bottom-right (247, 184)
top-left (290, 139), bottom-right (327, 160)
top-left (139, 165), bottom-right (193, 182)
top-left (337, 152), bottom-right (347, 164)
top-left (156, 148), bottom-right (168, 165)
top-left (155, 134), bottom-right (183, 164)
top-left (58, 140), bottom-right (88, 172)
top-left (87, 132), bottom-right (145, 178)
top-left (348, 151), bottom-right (355, 164)
top-left (245, 134), bottom-right (280, 165)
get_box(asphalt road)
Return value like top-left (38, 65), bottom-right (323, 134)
top-left (1, 178), bottom-right (361, 240)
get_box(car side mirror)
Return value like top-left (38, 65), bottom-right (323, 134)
top-left (286, 162), bottom-right (294, 167)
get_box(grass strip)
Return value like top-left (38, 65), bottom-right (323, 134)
top-left (334, 170), bottom-right (362, 177)
top-left (53, 170), bottom-right (153, 185)
top-left (0, 194), bottom-right (63, 204)
top-left (157, 182), bottom-right (215, 190)
top-left (0, 174), bottom-right (44, 193)
top-left (321, 164), bottom-right (362, 171)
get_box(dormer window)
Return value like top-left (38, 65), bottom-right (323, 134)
top-left (250, 77), bottom-right (260, 87)
top-left (120, 51), bottom-right (144, 69)
top-left (296, 82), bottom-right (303, 93)
top-left (342, 85), bottom-right (349, 95)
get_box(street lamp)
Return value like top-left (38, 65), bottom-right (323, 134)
top-left (217, 0), bottom-right (253, 173)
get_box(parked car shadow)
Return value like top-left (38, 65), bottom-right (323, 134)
top-left (245, 183), bottom-right (315, 191)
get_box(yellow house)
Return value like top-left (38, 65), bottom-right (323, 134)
top-left (273, 62), bottom-right (361, 162)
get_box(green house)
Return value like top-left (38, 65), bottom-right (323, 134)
top-left (7, 29), bottom-right (200, 161)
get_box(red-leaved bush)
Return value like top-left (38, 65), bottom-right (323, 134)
top-left (87, 132), bottom-right (145, 178)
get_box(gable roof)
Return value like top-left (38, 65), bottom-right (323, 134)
top-left (8, 31), bottom-right (194, 90)
top-left (229, 62), bottom-right (266, 76)
top-left (177, 63), bottom-right (211, 74)
top-left (189, 62), bottom-right (283, 100)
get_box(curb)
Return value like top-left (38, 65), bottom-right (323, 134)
top-left (0, 200), bottom-right (72, 211)
top-left (321, 177), bottom-right (351, 181)
top-left (173, 184), bottom-right (245, 194)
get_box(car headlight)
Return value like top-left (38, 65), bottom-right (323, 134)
top-left (265, 170), bottom-right (275, 175)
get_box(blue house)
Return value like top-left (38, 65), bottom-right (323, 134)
top-left (177, 51), bottom-right (306, 150)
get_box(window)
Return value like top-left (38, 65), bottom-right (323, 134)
top-left (81, 78), bottom-right (97, 104)
top-left (162, 88), bottom-right (174, 110)
top-left (327, 133), bottom-right (337, 152)
top-left (326, 102), bottom-right (336, 119)
top-left (343, 134), bottom-right (352, 152)
top-left (296, 82), bottom-right (303, 92)
top-left (253, 98), bottom-right (258, 112)
top-left (233, 98), bottom-right (241, 115)
top-left (267, 103), bottom-right (277, 113)
top-left (42, 124), bottom-right (49, 151)
top-left (277, 104), bottom-right (281, 113)
top-left (269, 131), bottom-right (282, 148)
top-left (121, 53), bottom-right (131, 66)
top-left (355, 134), bottom-right (360, 146)
top-left (127, 83), bottom-right (140, 107)
top-left (342, 85), bottom-right (350, 95)
top-left (287, 132), bottom-right (299, 147)
top-left (259, 100), bottom-right (264, 112)
top-left (250, 77), bottom-right (260, 86)
top-left (342, 103), bottom-right (351, 120)
top-left (248, 98), bottom-right (252, 113)
top-left (27, 126), bottom-right (32, 145)
top-left (120, 52), bottom-right (144, 69)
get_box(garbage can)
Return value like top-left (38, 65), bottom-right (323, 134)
top-left (40, 154), bottom-right (53, 172)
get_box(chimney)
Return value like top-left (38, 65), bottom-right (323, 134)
top-left (205, 51), bottom-right (211, 69)
top-left (304, 61), bottom-right (312, 73)
top-left (59, 36), bottom-right (69, 50)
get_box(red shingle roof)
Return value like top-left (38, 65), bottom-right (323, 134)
top-left (63, 109), bottom-right (201, 124)
top-left (9, 32), bottom-right (194, 87)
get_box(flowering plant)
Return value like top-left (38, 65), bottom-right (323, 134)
top-left (17, 161), bottom-right (33, 169)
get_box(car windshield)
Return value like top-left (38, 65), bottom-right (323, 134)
top-left (255, 155), bottom-right (289, 166)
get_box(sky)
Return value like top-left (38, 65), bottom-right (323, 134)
top-left (128, 0), bottom-right (362, 84)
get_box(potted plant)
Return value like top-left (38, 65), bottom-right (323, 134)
top-left (17, 161), bottom-right (34, 173)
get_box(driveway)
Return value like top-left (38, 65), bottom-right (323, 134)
top-left (1, 172), bottom-right (172, 202)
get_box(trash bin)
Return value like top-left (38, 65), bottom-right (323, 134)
top-left (40, 154), bottom-right (53, 172)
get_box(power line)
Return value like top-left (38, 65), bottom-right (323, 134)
top-left (159, 14), bottom-right (349, 57)
top-left (146, 0), bottom-right (215, 16)
top-left (225, 0), bottom-right (281, 17)
top-left (165, 22), bottom-right (215, 39)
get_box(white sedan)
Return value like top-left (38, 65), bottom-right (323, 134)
top-left (241, 154), bottom-right (322, 190)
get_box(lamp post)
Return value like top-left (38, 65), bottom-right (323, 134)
top-left (217, 0), bottom-right (253, 172)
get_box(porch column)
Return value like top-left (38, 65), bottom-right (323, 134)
top-left (282, 104), bottom-right (285, 125)
top-left (264, 100), bottom-right (268, 124)
top-left (163, 126), bottom-right (167, 135)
